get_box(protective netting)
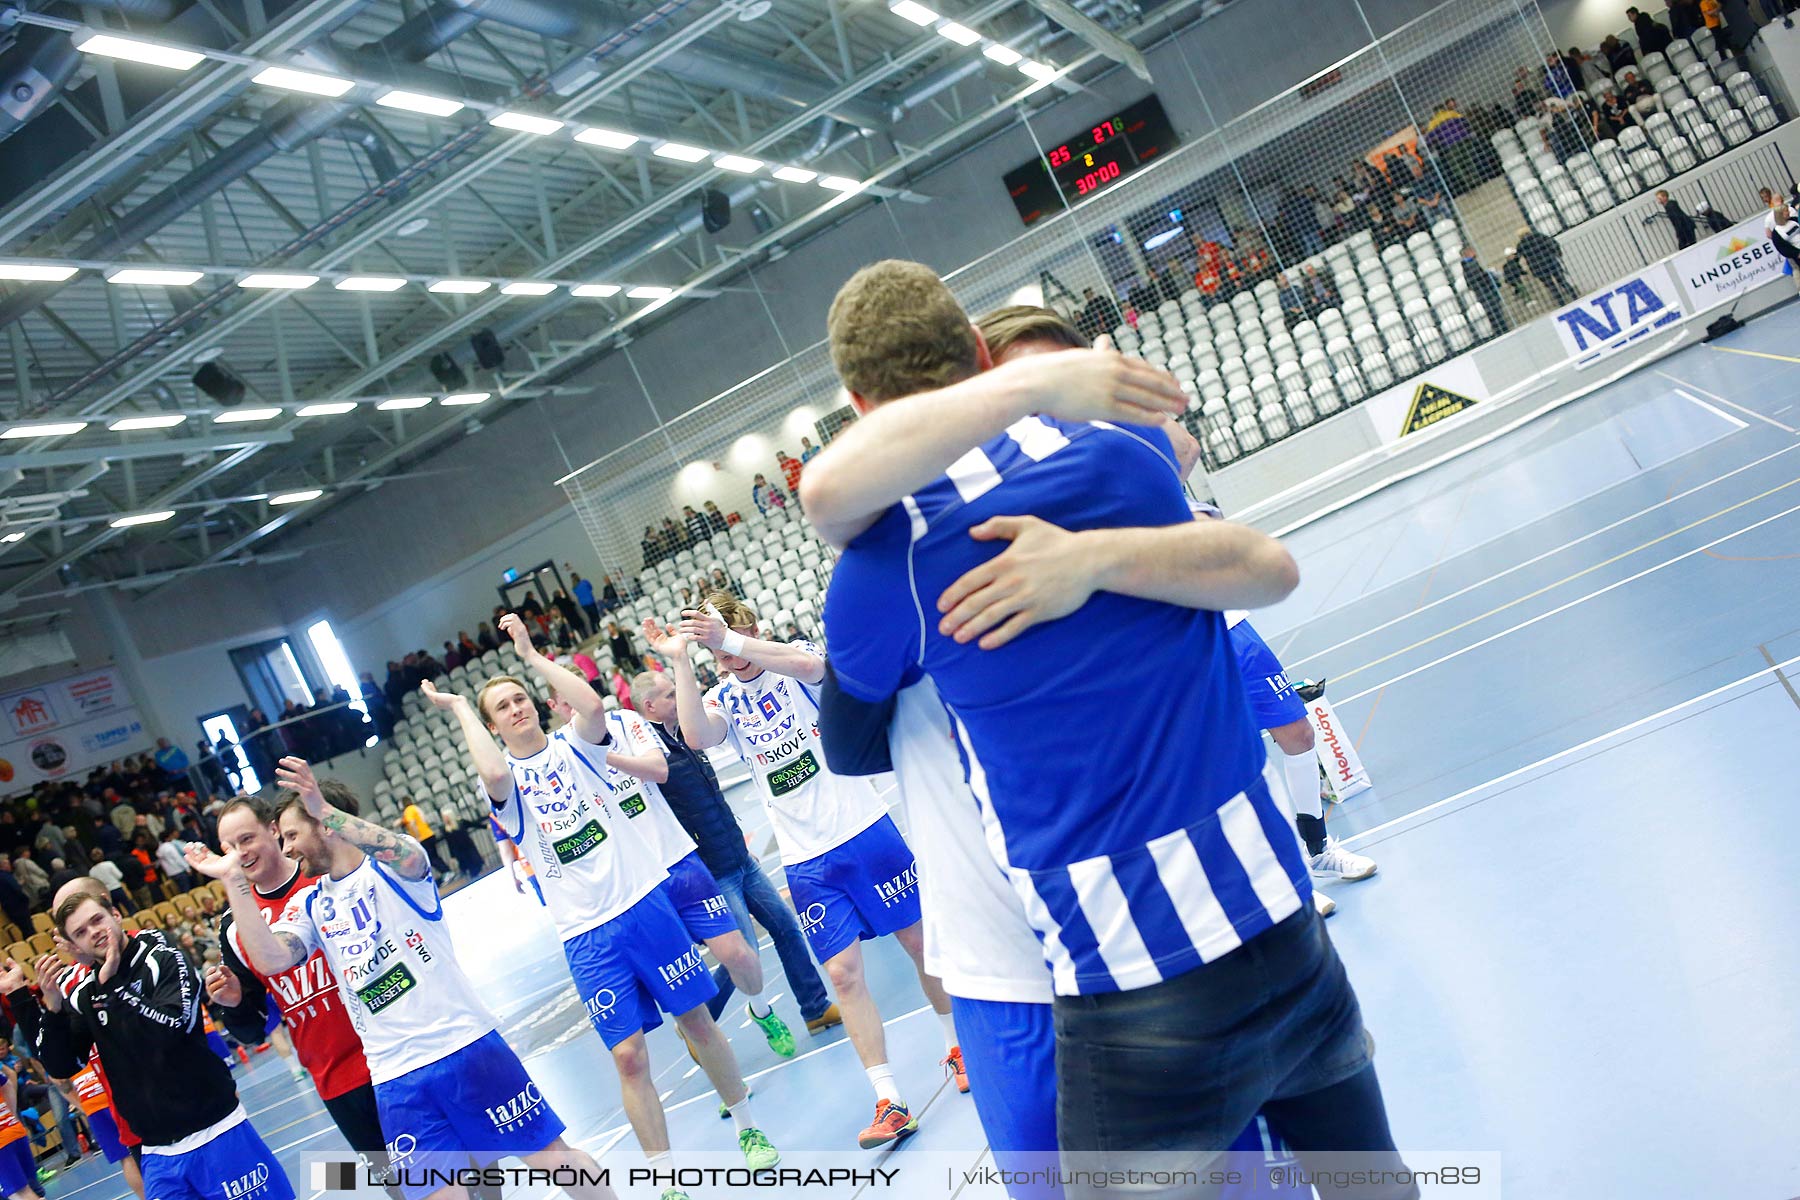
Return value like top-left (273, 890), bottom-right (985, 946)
top-left (561, 0), bottom-right (1793, 597)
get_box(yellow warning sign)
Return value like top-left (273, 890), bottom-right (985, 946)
top-left (1400, 381), bottom-right (1479, 435)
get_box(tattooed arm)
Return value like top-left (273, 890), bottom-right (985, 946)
top-left (275, 756), bottom-right (432, 881)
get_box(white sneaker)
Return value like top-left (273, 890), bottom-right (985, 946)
top-left (1312, 890), bottom-right (1337, 918)
top-left (1309, 838), bottom-right (1378, 881)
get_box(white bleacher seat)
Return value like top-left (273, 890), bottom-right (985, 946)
top-left (1375, 310), bottom-right (1409, 351)
top-left (1388, 338), bottom-right (1421, 378)
top-left (1724, 71), bottom-right (1761, 109)
top-left (1719, 108), bottom-right (1752, 145)
top-left (1257, 400), bottom-right (1290, 440)
top-left (1663, 135), bottom-right (1698, 173)
top-left (1225, 384), bottom-right (1255, 418)
top-left (1691, 26), bottom-right (1716, 58)
top-left (1746, 95), bottom-right (1777, 133)
top-left (1232, 412), bottom-right (1265, 452)
top-left (1441, 312), bottom-right (1475, 352)
top-left (1361, 351), bottom-right (1393, 391)
top-left (1697, 84), bottom-right (1731, 123)
top-left (1640, 51), bottom-right (1671, 82)
top-left (1691, 120), bottom-right (1725, 158)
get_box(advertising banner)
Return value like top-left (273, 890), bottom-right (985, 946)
top-left (1550, 265), bottom-right (1685, 367)
top-left (0, 667), bottom-right (148, 794)
top-left (1670, 215), bottom-right (1792, 309)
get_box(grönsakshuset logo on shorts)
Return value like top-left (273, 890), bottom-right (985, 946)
top-left (485, 1081), bottom-right (544, 1133)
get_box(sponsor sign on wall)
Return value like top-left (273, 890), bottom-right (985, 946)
top-left (1364, 353), bottom-right (1491, 444)
top-left (1671, 215), bottom-right (1792, 308)
top-left (0, 668), bottom-right (148, 794)
top-left (1551, 266), bottom-right (1684, 367)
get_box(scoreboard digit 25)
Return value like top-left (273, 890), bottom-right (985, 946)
top-left (1003, 95), bottom-right (1177, 226)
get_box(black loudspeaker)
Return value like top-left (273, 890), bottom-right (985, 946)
top-left (470, 328), bottom-right (506, 370)
top-left (192, 362), bottom-right (246, 406)
top-left (699, 187), bottom-right (731, 234)
top-left (1703, 312), bottom-right (1743, 342)
top-left (428, 352), bottom-right (468, 391)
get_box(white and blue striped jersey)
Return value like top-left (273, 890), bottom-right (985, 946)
top-left (824, 415), bottom-right (1310, 996)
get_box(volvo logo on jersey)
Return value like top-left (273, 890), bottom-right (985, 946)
top-left (485, 1082), bottom-right (544, 1133)
top-left (872, 863), bottom-right (919, 908)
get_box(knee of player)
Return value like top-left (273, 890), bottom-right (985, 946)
top-left (825, 956), bottom-right (865, 993)
top-left (1273, 720), bottom-right (1316, 754)
top-left (611, 1038), bottom-right (652, 1080)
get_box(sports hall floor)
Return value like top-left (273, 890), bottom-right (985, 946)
top-left (47, 306), bottom-right (1800, 1200)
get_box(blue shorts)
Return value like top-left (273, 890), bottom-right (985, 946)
top-left (0, 1138), bottom-right (33, 1197)
top-left (140, 1114), bottom-right (296, 1200)
top-left (376, 1030), bottom-right (566, 1199)
top-left (785, 814), bottom-right (921, 964)
top-left (1230, 620), bottom-right (1307, 730)
top-left (951, 997), bottom-right (1060, 1199)
top-left (661, 851), bottom-right (740, 943)
top-left (87, 1107), bottom-right (128, 1163)
top-left (264, 993), bottom-right (284, 1037)
top-left (564, 888), bottom-right (718, 1049)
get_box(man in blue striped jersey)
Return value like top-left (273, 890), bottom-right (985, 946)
top-left (810, 261), bottom-right (1414, 1198)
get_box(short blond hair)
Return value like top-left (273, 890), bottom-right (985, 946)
top-left (975, 305), bottom-right (1088, 360)
top-left (703, 591), bottom-right (757, 628)
top-left (827, 260), bottom-right (980, 404)
top-left (476, 675), bottom-right (529, 723)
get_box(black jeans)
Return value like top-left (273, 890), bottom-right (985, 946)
top-left (1055, 905), bottom-right (1415, 1200)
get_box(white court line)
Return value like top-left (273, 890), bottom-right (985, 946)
top-left (1317, 496), bottom-right (1800, 705)
top-left (1283, 439), bottom-right (1800, 668)
top-left (1656, 369), bottom-right (1800, 434)
top-left (272, 1127), bottom-right (338, 1154)
top-left (1342, 651), bottom-right (1800, 848)
top-left (1333, 497), bottom-right (1800, 705)
top-left (1673, 388), bottom-right (1749, 430)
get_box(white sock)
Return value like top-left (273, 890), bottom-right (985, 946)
top-left (645, 1150), bottom-right (673, 1169)
top-left (865, 1063), bottom-right (899, 1103)
top-left (727, 1094), bottom-right (756, 1136)
top-left (937, 1010), bottom-right (959, 1054)
top-left (746, 996), bottom-right (771, 1019)
top-left (1283, 749), bottom-right (1324, 821)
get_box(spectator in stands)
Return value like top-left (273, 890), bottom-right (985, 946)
top-left (751, 473), bottom-right (789, 515)
top-left (1405, 157), bottom-right (1445, 214)
top-left (606, 621), bottom-right (643, 674)
top-left (683, 505), bottom-right (711, 547)
top-left (703, 500), bottom-right (731, 533)
top-left (1459, 245), bottom-right (1509, 334)
top-left (458, 630), bottom-right (480, 659)
top-left (151, 738), bottom-right (189, 788)
top-left (1616, 68), bottom-right (1656, 116)
top-left (570, 645), bottom-right (600, 683)
top-left (399, 798), bottom-right (451, 879)
top-left (1278, 188), bottom-right (1324, 257)
top-left (156, 828), bottom-right (191, 891)
top-left (601, 574), bottom-right (622, 610)
top-left (439, 808), bottom-right (485, 880)
top-left (244, 708), bottom-right (279, 783)
top-left (551, 587), bottom-right (586, 638)
top-left (1078, 286), bottom-right (1122, 340)
top-left (799, 436), bottom-right (821, 463)
top-left (610, 666), bottom-right (633, 712)
top-left (1601, 33), bottom-right (1638, 71)
top-left (660, 515), bottom-right (689, 554)
top-left (1300, 264), bottom-right (1340, 316)
top-left (196, 738), bottom-right (229, 797)
top-left (1390, 190), bottom-right (1422, 237)
top-left (34, 816), bottom-right (68, 861)
top-left (1593, 89), bottom-right (1630, 138)
top-left (1629, 6), bottom-right (1675, 53)
top-left (777, 451), bottom-right (806, 501)
top-left (86, 848), bottom-right (130, 911)
top-left (1512, 65), bottom-right (1543, 117)
top-left (12, 851), bottom-right (47, 907)
top-left (709, 566), bottom-right (740, 596)
top-left (474, 621), bottom-right (498, 652)
top-left (1543, 51), bottom-right (1576, 98)
top-left (359, 672), bottom-right (393, 740)
top-left (1697, 201), bottom-right (1733, 232)
top-left (570, 572), bottom-right (601, 631)
top-left (1424, 100), bottom-right (1475, 192)
top-left (1517, 225), bottom-right (1578, 303)
top-left (0, 858), bottom-right (31, 929)
top-left (642, 524), bottom-right (664, 568)
top-left (1655, 189), bottom-right (1699, 248)
top-left (443, 640), bottom-right (464, 673)
top-left (1276, 273), bottom-right (1308, 328)
top-left (1127, 273), bottom-right (1157, 315)
top-left (1666, 0), bottom-right (1704, 39)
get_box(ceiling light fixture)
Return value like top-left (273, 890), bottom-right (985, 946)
top-left (335, 276), bottom-right (408, 291)
top-left (441, 392), bottom-right (491, 406)
top-left (109, 414), bottom-right (188, 431)
top-left (889, 0), bottom-right (940, 25)
top-left (106, 267), bottom-right (204, 286)
top-left (297, 402), bottom-right (357, 416)
top-left (1018, 59), bottom-right (1058, 79)
top-left (984, 43), bottom-right (1023, 65)
top-left (575, 127), bottom-right (639, 149)
top-left (817, 176), bottom-right (863, 192)
top-left (500, 281), bottom-right (557, 296)
top-left (375, 90), bottom-right (465, 117)
top-left (72, 32), bottom-right (206, 71)
top-left (653, 142), bottom-right (709, 162)
top-left (269, 489), bottom-right (324, 506)
top-left (237, 273), bottom-right (319, 289)
top-left (0, 262), bottom-right (79, 282)
top-left (110, 511), bottom-right (176, 528)
top-left (251, 66), bottom-right (355, 97)
top-left (0, 533), bottom-right (23, 544)
top-left (2, 421), bottom-right (89, 439)
top-left (377, 396), bottom-right (433, 410)
top-left (214, 408), bottom-right (282, 423)
top-left (937, 21), bottom-right (981, 45)
top-left (626, 286), bottom-right (673, 300)
top-left (427, 279), bottom-right (492, 294)
top-left (772, 166), bottom-right (817, 184)
top-left (571, 283), bottom-right (621, 297)
top-left (714, 154), bottom-right (765, 173)
top-left (489, 111), bottom-right (564, 136)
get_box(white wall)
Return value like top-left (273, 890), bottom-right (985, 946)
top-left (1534, 0), bottom-right (1633, 49)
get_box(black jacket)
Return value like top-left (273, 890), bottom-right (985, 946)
top-left (15, 930), bottom-right (239, 1147)
top-left (1664, 200), bottom-right (1697, 248)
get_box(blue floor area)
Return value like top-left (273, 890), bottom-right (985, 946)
top-left (44, 305), bottom-right (1800, 1200)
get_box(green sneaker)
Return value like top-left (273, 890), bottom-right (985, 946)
top-left (739, 1127), bottom-right (781, 1170)
top-left (35, 1167), bottom-right (57, 1185)
top-left (719, 1085), bottom-right (753, 1119)
top-left (660, 1189), bottom-right (691, 1200)
top-left (750, 1007), bottom-right (796, 1058)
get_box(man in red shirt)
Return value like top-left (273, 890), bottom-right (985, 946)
top-left (201, 793), bottom-right (406, 1199)
top-left (776, 450), bottom-right (804, 499)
